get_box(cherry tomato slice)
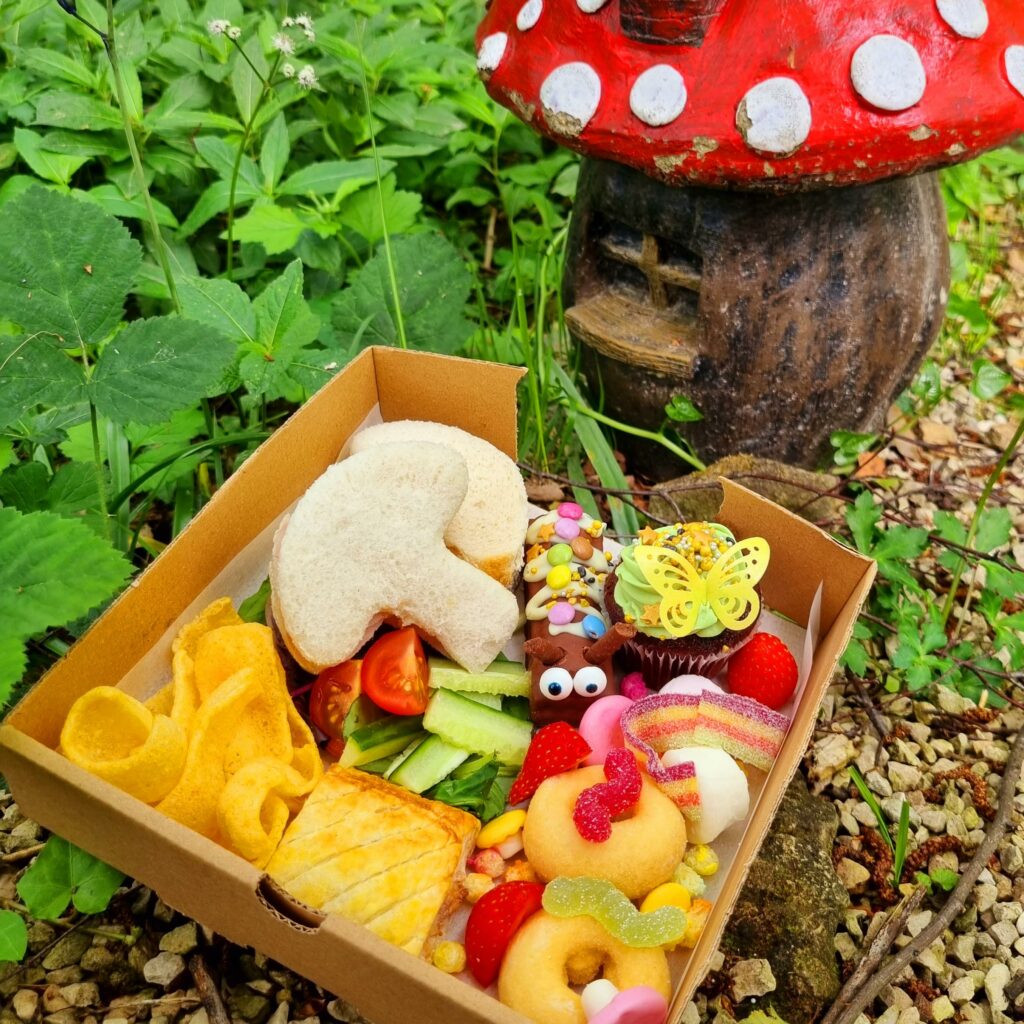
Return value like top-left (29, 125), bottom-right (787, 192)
top-left (362, 627), bottom-right (430, 716)
top-left (309, 660), bottom-right (362, 742)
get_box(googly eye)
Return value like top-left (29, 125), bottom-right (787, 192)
top-left (539, 667), bottom-right (573, 701)
top-left (573, 666), bottom-right (607, 697)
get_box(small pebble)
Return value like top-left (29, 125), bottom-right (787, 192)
top-left (985, 962), bottom-right (1010, 1013)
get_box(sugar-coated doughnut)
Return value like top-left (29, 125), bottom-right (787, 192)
top-left (498, 911), bottom-right (670, 1024)
top-left (523, 766), bottom-right (686, 900)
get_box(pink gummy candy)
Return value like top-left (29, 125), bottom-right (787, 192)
top-left (621, 672), bottom-right (650, 702)
top-left (589, 987), bottom-right (669, 1024)
top-left (573, 748), bottom-right (643, 843)
top-left (579, 695), bottom-right (633, 767)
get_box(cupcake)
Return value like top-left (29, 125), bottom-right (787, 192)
top-left (604, 521), bottom-right (769, 686)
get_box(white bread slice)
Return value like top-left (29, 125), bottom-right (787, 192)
top-left (270, 441), bottom-right (520, 674)
top-left (349, 420), bottom-right (527, 588)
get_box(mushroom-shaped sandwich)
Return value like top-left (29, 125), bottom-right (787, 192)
top-left (477, 0), bottom-right (1024, 189)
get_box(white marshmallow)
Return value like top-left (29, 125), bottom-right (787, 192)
top-left (662, 746), bottom-right (749, 843)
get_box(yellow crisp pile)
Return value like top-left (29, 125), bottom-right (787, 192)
top-left (60, 599), bottom-right (322, 867)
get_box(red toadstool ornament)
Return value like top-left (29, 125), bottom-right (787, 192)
top-left (475, 0), bottom-right (1024, 473)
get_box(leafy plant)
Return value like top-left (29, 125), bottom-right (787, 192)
top-left (848, 765), bottom-right (911, 888)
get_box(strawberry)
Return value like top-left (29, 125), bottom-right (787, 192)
top-left (508, 721), bottom-right (591, 805)
top-left (727, 632), bottom-right (798, 710)
top-left (464, 881), bottom-right (544, 987)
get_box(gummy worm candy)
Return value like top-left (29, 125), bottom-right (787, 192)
top-left (542, 876), bottom-right (686, 948)
top-left (573, 748), bottom-right (642, 843)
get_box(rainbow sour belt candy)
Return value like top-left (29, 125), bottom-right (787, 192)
top-left (621, 691), bottom-right (790, 815)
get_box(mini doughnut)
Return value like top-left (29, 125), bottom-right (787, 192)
top-left (523, 766), bottom-right (686, 900)
top-left (498, 911), bottom-right (670, 1024)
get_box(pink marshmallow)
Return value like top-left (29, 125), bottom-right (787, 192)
top-left (589, 987), bottom-right (669, 1024)
top-left (578, 695), bottom-right (634, 767)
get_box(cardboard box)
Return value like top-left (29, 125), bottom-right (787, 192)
top-left (0, 347), bottom-right (875, 1024)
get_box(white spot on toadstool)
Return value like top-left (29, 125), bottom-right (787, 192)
top-left (736, 77), bottom-right (811, 155)
top-left (540, 62), bottom-right (601, 136)
top-left (576, 0), bottom-right (610, 11)
top-left (1007, 46), bottom-right (1024, 97)
top-left (851, 35), bottom-right (926, 111)
top-left (936, 0), bottom-right (988, 39)
top-left (517, 0), bottom-right (542, 31)
top-left (630, 65), bottom-right (687, 127)
top-left (477, 33), bottom-right (508, 75)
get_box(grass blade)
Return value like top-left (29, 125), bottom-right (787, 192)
top-left (848, 764), bottom-right (895, 855)
top-left (893, 799), bottom-right (911, 885)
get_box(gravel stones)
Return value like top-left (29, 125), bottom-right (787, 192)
top-left (42, 931), bottom-right (91, 971)
top-left (836, 858), bottom-right (871, 892)
top-left (12, 991), bottom-right (38, 1023)
top-left (985, 962), bottom-right (1011, 1013)
top-left (142, 952), bottom-right (187, 989)
top-left (159, 922), bottom-right (198, 956)
top-left (729, 958), bottom-right (777, 1002)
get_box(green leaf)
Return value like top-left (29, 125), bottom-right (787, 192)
top-left (831, 430), bottom-right (879, 468)
top-left (0, 911), bottom-right (27, 963)
top-left (846, 491), bottom-right (880, 554)
top-left (428, 760), bottom-right (508, 823)
top-left (331, 234), bottom-right (473, 354)
top-left (177, 179), bottom-right (262, 237)
top-left (841, 637), bottom-right (870, 676)
top-left (893, 800), bottom-right (911, 883)
top-left (971, 359), bottom-right (1011, 400)
top-left (848, 765), bottom-right (894, 853)
top-left (229, 204), bottom-right (310, 255)
top-left (338, 175), bottom-right (422, 245)
top-left (90, 317), bottom-right (235, 425)
top-left (17, 837), bottom-right (124, 920)
top-left (194, 136), bottom-right (261, 190)
top-left (0, 462), bottom-right (50, 511)
top-left (33, 93), bottom-right (123, 132)
top-left (231, 36), bottom-right (268, 124)
top-left (664, 395), bottom-right (704, 423)
top-left (13, 128), bottom-right (88, 186)
top-left (0, 507), bottom-right (129, 642)
top-left (974, 507), bottom-right (1012, 553)
top-left (239, 578), bottom-right (271, 624)
top-left (0, 335), bottom-right (87, 431)
top-left (178, 275), bottom-right (256, 344)
top-left (260, 113), bottom-right (290, 189)
top-left (0, 187), bottom-right (142, 346)
top-left (78, 184), bottom-right (179, 230)
top-left (0, 636), bottom-right (28, 707)
top-left (16, 47), bottom-right (96, 90)
top-left (930, 868), bottom-right (958, 892)
top-left (278, 159), bottom-right (386, 198)
top-left (240, 260), bottom-right (321, 396)
top-left (873, 526), bottom-right (929, 562)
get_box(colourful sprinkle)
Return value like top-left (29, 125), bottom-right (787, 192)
top-left (547, 543), bottom-right (573, 566)
top-left (548, 601), bottom-right (575, 626)
top-left (547, 564), bottom-right (572, 590)
top-left (555, 517), bottom-right (581, 540)
top-left (558, 501), bottom-right (584, 520)
top-left (582, 614), bottom-right (606, 639)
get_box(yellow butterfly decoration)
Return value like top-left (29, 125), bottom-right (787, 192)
top-left (633, 538), bottom-right (770, 638)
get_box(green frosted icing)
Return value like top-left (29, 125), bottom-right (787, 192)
top-left (615, 522), bottom-right (736, 638)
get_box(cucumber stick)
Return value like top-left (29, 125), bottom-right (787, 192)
top-left (340, 714), bottom-right (425, 768)
top-left (423, 689), bottom-right (533, 766)
top-left (428, 658), bottom-right (530, 698)
top-left (390, 735), bottom-right (469, 793)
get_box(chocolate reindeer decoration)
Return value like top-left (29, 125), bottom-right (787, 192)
top-left (522, 503), bottom-right (635, 726)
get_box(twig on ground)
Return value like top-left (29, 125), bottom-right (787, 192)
top-left (821, 886), bottom-right (927, 1024)
top-left (820, 721), bottom-right (1024, 1024)
top-left (1, 843), bottom-right (45, 863)
top-left (188, 953), bottom-right (232, 1024)
top-left (847, 671), bottom-right (890, 743)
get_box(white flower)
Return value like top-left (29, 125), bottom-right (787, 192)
top-left (227, 25), bottom-right (241, 39)
top-left (297, 64), bottom-right (318, 89)
top-left (281, 16), bottom-right (295, 26)
top-left (295, 13), bottom-right (314, 29)
top-left (273, 32), bottom-right (295, 55)
top-left (303, 28), bottom-right (316, 42)
top-left (207, 19), bottom-right (230, 35)
top-left (282, 62), bottom-right (296, 78)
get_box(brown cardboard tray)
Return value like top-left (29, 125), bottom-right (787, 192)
top-left (0, 347), bottom-right (875, 1024)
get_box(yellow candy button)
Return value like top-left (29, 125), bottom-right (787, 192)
top-left (546, 564), bottom-right (572, 591)
top-left (477, 809), bottom-right (527, 849)
top-left (640, 882), bottom-right (691, 915)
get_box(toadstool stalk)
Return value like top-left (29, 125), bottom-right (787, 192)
top-left (619, 0), bottom-right (726, 46)
top-left (476, 0), bottom-right (1024, 475)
